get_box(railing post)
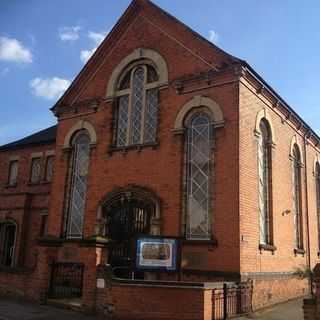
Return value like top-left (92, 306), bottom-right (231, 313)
top-left (223, 283), bottom-right (228, 320)
top-left (236, 283), bottom-right (241, 314)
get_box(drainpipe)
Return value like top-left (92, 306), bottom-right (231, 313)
top-left (303, 132), bottom-right (312, 295)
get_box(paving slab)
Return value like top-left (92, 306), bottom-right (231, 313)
top-left (0, 298), bottom-right (97, 320)
top-left (236, 298), bottom-right (304, 320)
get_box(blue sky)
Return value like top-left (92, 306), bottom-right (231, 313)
top-left (1, 0), bottom-right (320, 145)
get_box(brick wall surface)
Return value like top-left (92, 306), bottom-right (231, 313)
top-left (96, 284), bottom-right (212, 320)
top-left (239, 79), bottom-right (320, 274)
top-left (0, 0), bottom-right (319, 316)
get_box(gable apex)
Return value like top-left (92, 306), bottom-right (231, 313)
top-left (52, 0), bottom-right (241, 113)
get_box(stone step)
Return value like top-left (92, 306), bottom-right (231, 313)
top-left (46, 298), bottom-right (82, 312)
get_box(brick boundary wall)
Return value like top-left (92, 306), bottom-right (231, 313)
top-left (96, 282), bottom-right (213, 320)
top-left (252, 277), bottom-right (308, 310)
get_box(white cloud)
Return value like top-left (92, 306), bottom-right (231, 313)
top-left (30, 77), bottom-right (71, 100)
top-left (80, 47), bottom-right (97, 63)
top-left (0, 36), bottom-right (32, 63)
top-left (208, 30), bottom-right (219, 43)
top-left (80, 30), bottom-right (108, 64)
top-left (88, 31), bottom-right (105, 45)
top-left (59, 26), bottom-right (81, 42)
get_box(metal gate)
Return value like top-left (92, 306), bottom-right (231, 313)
top-left (212, 282), bottom-right (253, 319)
top-left (48, 262), bottom-right (84, 299)
top-left (104, 197), bottom-right (154, 279)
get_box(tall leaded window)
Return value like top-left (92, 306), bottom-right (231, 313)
top-left (66, 131), bottom-right (90, 238)
top-left (316, 162), bottom-right (320, 250)
top-left (186, 113), bottom-right (212, 240)
top-left (258, 119), bottom-right (273, 245)
top-left (292, 144), bottom-right (303, 249)
top-left (116, 64), bottom-right (159, 147)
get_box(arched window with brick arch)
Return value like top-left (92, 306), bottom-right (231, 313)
top-left (185, 111), bottom-right (213, 240)
top-left (115, 64), bottom-right (159, 147)
top-left (65, 130), bottom-right (91, 238)
top-left (175, 96), bottom-right (224, 241)
top-left (257, 118), bottom-right (273, 246)
top-left (292, 143), bottom-right (303, 250)
top-left (315, 161), bottom-right (320, 251)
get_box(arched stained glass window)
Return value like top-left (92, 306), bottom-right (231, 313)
top-left (186, 113), bottom-right (212, 240)
top-left (258, 119), bottom-right (273, 245)
top-left (292, 144), bottom-right (303, 249)
top-left (116, 64), bottom-right (159, 147)
top-left (66, 131), bottom-right (90, 238)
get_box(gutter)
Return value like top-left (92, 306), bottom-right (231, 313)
top-left (242, 62), bottom-right (320, 146)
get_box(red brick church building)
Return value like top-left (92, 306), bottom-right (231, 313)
top-left (0, 0), bottom-right (319, 318)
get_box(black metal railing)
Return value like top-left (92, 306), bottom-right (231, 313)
top-left (48, 262), bottom-right (84, 299)
top-left (212, 282), bottom-right (253, 319)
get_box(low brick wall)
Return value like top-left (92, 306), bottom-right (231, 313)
top-left (96, 281), bottom-right (213, 320)
top-left (252, 277), bottom-right (308, 310)
top-left (0, 269), bottom-right (44, 301)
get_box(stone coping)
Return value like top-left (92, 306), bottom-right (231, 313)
top-left (109, 278), bottom-right (237, 290)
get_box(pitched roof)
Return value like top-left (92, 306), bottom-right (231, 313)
top-left (0, 125), bottom-right (57, 151)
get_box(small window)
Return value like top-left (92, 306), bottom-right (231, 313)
top-left (0, 221), bottom-right (16, 267)
top-left (45, 156), bottom-right (54, 182)
top-left (8, 160), bottom-right (18, 186)
top-left (40, 210), bottom-right (48, 237)
top-left (30, 157), bottom-right (42, 184)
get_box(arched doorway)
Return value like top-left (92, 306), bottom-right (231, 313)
top-left (102, 188), bottom-right (160, 278)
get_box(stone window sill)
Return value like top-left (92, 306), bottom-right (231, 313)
top-left (5, 183), bottom-right (17, 188)
top-left (259, 243), bottom-right (277, 253)
top-left (182, 238), bottom-right (218, 247)
top-left (108, 142), bottom-right (159, 155)
top-left (27, 181), bottom-right (41, 186)
top-left (0, 265), bottom-right (32, 274)
top-left (294, 248), bottom-right (305, 256)
top-left (40, 180), bottom-right (51, 185)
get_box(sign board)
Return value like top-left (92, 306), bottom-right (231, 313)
top-left (97, 278), bottom-right (105, 289)
top-left (135, 237), bottom-right (179, 272)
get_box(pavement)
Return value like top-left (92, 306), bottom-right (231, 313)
top-left (0, 296), bottom-right (304, 320)
top-left (236, 298), bottom-right (304, 320)
top-left (0, 298), bottom-right (96, 320)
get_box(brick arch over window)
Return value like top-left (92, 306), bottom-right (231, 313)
top-left (254, 109), bottom-right (276, 144)
top-left (63, 120), bottom-right (97, 148)
top-left (106, 48), bottom-right (169, 100)
top-left (289, 135), bottom-right (304, 164)
top-left (173, 95), bottom-right (224, 133)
